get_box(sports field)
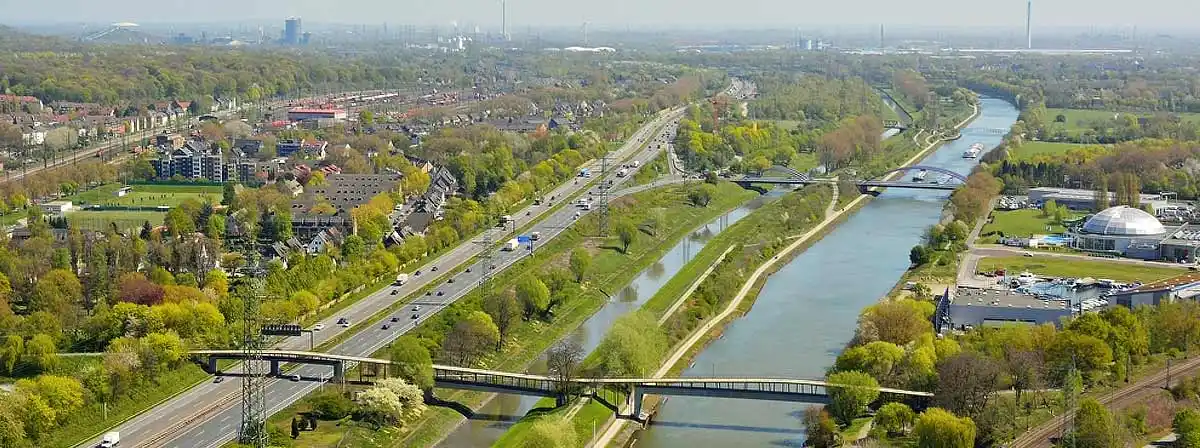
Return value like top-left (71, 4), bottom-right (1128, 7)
top-left (65, 183), bottom-right (222, 208)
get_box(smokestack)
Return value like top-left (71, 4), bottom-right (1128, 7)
top-left (501, 0), bottom-right (509, 41)
top-left (879, 24), bottom-right (884, 49)
top-left (1026, 0), bottom-right (1032, 49)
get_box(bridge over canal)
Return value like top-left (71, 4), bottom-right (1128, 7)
top-left (191, 350), bottom-right (933, 420)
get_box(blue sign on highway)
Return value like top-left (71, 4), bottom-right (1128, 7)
top-left (517, 236), bottom-right (532, 244)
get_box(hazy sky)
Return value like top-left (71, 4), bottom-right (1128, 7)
top-left (1, 0), bottom-right (1197, 29)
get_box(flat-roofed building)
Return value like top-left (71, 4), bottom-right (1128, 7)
top-left (941, 287), bottom-right (1073, 331)
top-left (1109, 272), bottom-right (1200, 308)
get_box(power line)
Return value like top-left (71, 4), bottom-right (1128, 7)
top-left (237, 250), bottom-right (269, 448)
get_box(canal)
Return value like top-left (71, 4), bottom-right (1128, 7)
top-left (635, 96), bottom-right (1020, 448)
top-left (436, 194), bottom-right (775, 447)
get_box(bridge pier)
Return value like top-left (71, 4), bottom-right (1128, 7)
top-left (207, 356), bottom-right (219, 374)
top-left (333, 361), bottom-right (344, 382)
top-left (632, 385), bottom-right (645, 420)
top-left (270, 360), bottom-right (281, 377)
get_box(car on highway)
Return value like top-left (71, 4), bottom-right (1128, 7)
top-left (466, 267), bottom-right (471, 273)
top-left (412, 305), bottom-right (420, 311)
top-left (414, 270), bottom-right (421, 276)
top-left (448, 277), bottom-right (455, 283)
top-left (390, 289), bottom-right (399, 295)
top-left (431, 266), bottom-right (439, 272)
top-left (337, 318), bottom-right (350, 327)
top-left (213, 376), bottom-right (224, 383)
top-left (289, 374), bottom-right (301, 382)
top-left (425, 291), bottom-right (432, 296)
top-left (437, 291), bottom-right (444, 296)
top-left (390, 316), bottom-right (400, 322)
top-left (381, 324), bottom-right (390, 330)
top-left (313, 323), bottom-right (325, 331)
top-left (1023, 251), bottom-right (1035, 257)
top-left (412, 313), bottom-right (420, 320)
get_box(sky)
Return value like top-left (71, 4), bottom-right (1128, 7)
top-left (0, 0), bottom-right (1197, 29)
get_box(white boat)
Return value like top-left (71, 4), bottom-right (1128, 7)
top-left (963, 142), bottom-right (984, 158)
top-left (913, 169), bottom-right (928, 181)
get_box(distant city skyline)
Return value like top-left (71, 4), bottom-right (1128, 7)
top-left (0, 0), bottom-right (1197, 30)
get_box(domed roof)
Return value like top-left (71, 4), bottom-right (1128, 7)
top-left (1082, 206), bottom-right (1166, 236)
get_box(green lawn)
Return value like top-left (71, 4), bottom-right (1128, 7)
top-left (66, 210), bottom-right (167, 231)
top-left (980, 209), bottom-right (1074, 242)
top-left (65, 183), bottom-right (222, 208)
top-left (1048, 108), bottom-right (1200, 132)
top-left (977, 256), bottom-right (1186, 283)
top-left (1007, 141), bottom-right (1090, 161)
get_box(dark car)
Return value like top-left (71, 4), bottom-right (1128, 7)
top-left (431, 266), bottom-right (439, 272)
top-left (390, 290), bottom-right (399, 295)
top-left (390, 316), bottom-right (400, 322)
top-left (425, 291), bottom-right (432, 296)
top-left (466, 267), bottom-right (472, 273)
top-left (448, 277), bottom-right (455, 284)
top-left (411, 313), bottom-right (419, 319)
top-left (381, 324), bottom-right (390, 330)
top-left (436, 291), bottom-right (444, 296)
top-left (414, 270), bottom-right (421, 276)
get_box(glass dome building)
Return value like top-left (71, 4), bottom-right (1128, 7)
top-left (1072, 206), bottom-right (1171, 256)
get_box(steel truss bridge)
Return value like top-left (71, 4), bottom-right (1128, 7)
top-left (191, 350), bottom-right (932, 420)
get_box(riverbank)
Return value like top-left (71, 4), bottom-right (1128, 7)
top-left (375, 182), bottom-right (756, 448)
top-left (598, 99), bottom-right (984, 448)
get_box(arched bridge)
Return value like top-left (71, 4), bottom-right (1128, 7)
top-left (874, 165), bottom-right (968, 184)
top-left (883, 119), bottom-right (909, 130)
top-left (191, 350), bottom-right (932, 419)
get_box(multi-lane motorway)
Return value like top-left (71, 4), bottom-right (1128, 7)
top-left (79, 105), bottom-right (689, 448)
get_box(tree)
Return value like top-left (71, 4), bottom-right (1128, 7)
top-left (442, 311), bottom-right (499, 366)
top-left (801, 407), bottom-right (841, 448)
top-left (164, 207), bottom-right (196, 236)
top-left (516, 276), bottom-right (551, 318)
top-left (23, 333), bottom-right (58, 372)
top-left (359, 110), bottom-right (375, 126)
top-left (307, 391), bottom-right (354, 420)
top-left (615, 219), bottom-right (637, 253)
top-left (934, 352), bottom-right (1001, 421)
top-left (688, 184), bottom-right (716, 206)
top-left (1174, 409), bottom-right (1200, 448)
top-left (568, 248), bottom-right (592, 283)
top-left (595, 311), bottom-right (666, 377)
top-left (0, 336), bottom-right (21, 375)
top-left (355, 387), bottom-right (403, 429)
top-left (222, 183), bottom-right (237, 206)
top-left (521, 416), bottom-right (578, 448)
top-left (1070, 398), bottom-right (1119, 448)
top-left (341, 234), bottom-right (365, 259)
top-left (826, 370), bottom-right (880, 425)
top-left (909, 245), bottom-right (929, 266)
top-left (30, 269), bottom-right (83, 318)
top-left (546, 339), bottom-right (584, 397)
top-left (857, 299), bottom-right (931, 346)
top-left (15, 375), bottom-right (84, 415)
top-left (914, 408), bottom-right (975, 448)
top-left (0, 402), bottom-right (27, 448)
top-left (482, 291), bottom-right (520, 349)
top-left (375, 377), bottom-right (426, 422)
top-left (876, 402), bottom-right (915, 435)
top-left (118, 273), bottom-right (166, 305)
top-left (833, 340), bottom-right (904, 380)
top-left (389, 336), bottom-right (434, 391)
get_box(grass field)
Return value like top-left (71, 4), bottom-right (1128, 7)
top-left (1007, 141), bottom-right (1090, 161)
top-left (1048, 108), bottom-right (1200, 132)
top-left (980, 209), bottom-right (1075, 242)
top-left (977, 255), bottom-right (1185, 283)
top-left (66, 183), bottom-right (222, 208)
top-left (67, 210), bottom-right (167, 231)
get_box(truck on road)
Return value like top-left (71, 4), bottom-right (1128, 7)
top-left (394, 274), bottom-right (409, 286)
top-left (502, 239), bottom-right (519, 251)
top-left (616, 168), bottom-right (629, 177)
top-left (99, 432), bottom-right (120, 447)
top-left (579, 168), bottom-right (591, 177)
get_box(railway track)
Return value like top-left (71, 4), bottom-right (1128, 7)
top-left (1011, 355), bottom-right (1200, 447)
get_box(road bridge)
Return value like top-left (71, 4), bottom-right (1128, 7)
top-left (190, 350), bottom-right (932, 420)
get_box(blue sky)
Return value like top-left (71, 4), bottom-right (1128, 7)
top-left (0, 0), bottom-right (1196, 29)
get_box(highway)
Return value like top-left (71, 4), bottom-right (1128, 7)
top-left (162, 110), bottom-right (686, 448)
top-left (78, 105), bottom-right (689, 448)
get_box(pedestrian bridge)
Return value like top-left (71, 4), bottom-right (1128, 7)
top-left (191, 350), bottom-right (932, 419)
top-left (733, 164), bottom-right (965, 193)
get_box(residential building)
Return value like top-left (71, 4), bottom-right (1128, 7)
top-left (232, 139), bottom-right (265, 158)
top-left (151, 139), bottom-right (225, 181)
top-left (301, 173), bottom-right (401, 215)
top-left (276, 139), bottom-right (328, 159)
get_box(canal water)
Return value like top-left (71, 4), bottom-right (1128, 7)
top-left (636, 97), bottom-right (1021, 448)
top-left (436, 194), bottom-right (776, 447)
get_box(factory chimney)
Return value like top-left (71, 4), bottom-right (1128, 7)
top-left (1026, 0), bottom-right (1033, 49)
